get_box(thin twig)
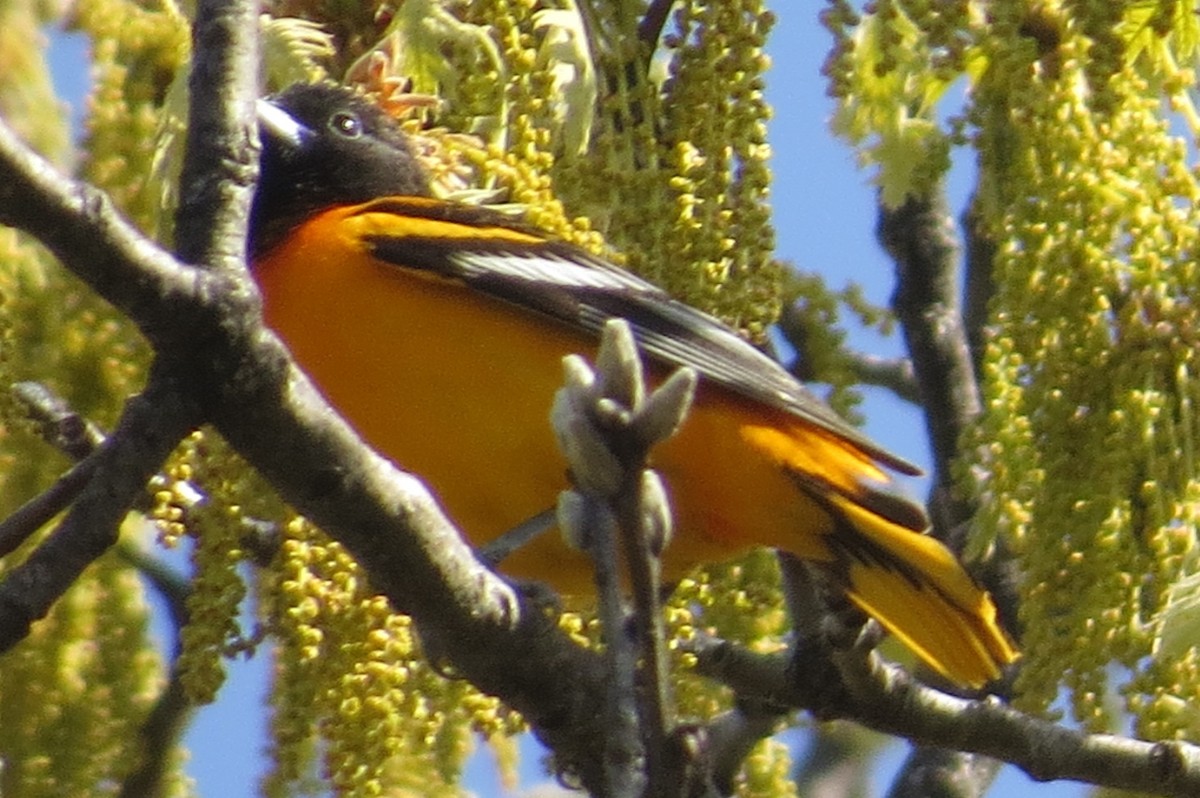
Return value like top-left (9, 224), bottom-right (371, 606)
top-left (116, 542), bottom-right (195, 798)
top-left (118, 541), bottom-right (192, 634)
top-left (590, 489), bottom-right (645, 797)
top-left (777, 300), bottom-right (921, 404)
top-left (13, 380), bottom-right (105, 458)
top-left (706, 704), bottom-right (786, 794)
top-left (0, 372), bottom-right (199, 652)
top-left (117, 663), bottom-right (192, 798)
top-left (553, 320), bottom-right (706, 794)
top-left (0, 455), bottom-right (99, 559)
top-left (478, 508), bottom-right (555, 566)
top-left (0, 382), bottom-right (108, 558)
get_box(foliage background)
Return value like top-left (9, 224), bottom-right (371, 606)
top-left (41, 9), bottom-right (1074, 796)
top-left (12, 0), bottom-right (1188, 795)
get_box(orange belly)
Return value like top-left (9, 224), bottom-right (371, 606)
top-left (255, 206), bottom-right (852, 595)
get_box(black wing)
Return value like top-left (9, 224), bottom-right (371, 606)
top-left (358, 197), bottom-right (919, 475)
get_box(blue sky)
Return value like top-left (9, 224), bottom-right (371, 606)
top-left (38, 6), bottom-right (1091, 797)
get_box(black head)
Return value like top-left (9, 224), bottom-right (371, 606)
top-left (251, 83), bottom-right (432, 258)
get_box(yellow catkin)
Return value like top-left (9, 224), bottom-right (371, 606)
top-left (737, 737), bottom-right (797, 798)
top-left (261, 516), bottom-right (518, 796)
top-left (831, 1), bottom-right (1200, 735)
top-left (73, 0), bottom-right (189, 229)
top-left (0, 545), bottom-right (165, 796)
top-left (0, 2), bottom-right (181, 794)
top-left (548, 0), bottom-right (782, 337)
top-left (155, 432), bottom-right (255, 706)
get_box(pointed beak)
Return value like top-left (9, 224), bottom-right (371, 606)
top-left (256, 98), bottom-right (311, 150)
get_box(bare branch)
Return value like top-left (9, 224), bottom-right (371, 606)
top-left (692, 634), bottom-right (1200, 797)
top-left (5, 374), bottom-right (198, 798)
top-left (116, 544), bottom-right (195, 798)
top-left (0, 383), bottom-right (108, 558)
top-left (877, 186), bottom-right (980, 526)
top-left (794, 724), bottom-right (878, 798)
top-left (553, 320), bottom-right (707, 796)
top-left (707, 704), bottom-right (786, 794)
top-left (638, 0), bottom-right (675, 51)
top-left (109, 17), bottom-right (258, 792)
top-left (836, 351), bottom-right (919, 403)
top-left (0, 112), bottom-right (228, 352)
top-left (174, 0), bottom-right (260, 272)
top-left (961, 193), bottom-right (997, 371)
top-left (877, 184), bottom-right (1005, 798)
top-left (13, 380), bottom-right (106, 458)
top-left (776, 297), bottom-right (921, 405)
top-left (0, 372), bottom-right (200, 651)
top-left (0, 456), bottom-right (98, 559)
top-left (884, 746), bottom-right (1000, 798)
top-left (118, 663), bottom-right (193, 798)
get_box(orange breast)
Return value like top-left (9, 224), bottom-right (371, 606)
top-left (254, 205), bottom-right (849, 595)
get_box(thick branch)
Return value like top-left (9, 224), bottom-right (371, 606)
top-left (878, 187), bottom-right (980, 528)
top-left (0, 106), bottom-right (623, 793)
top-left (0, 111), bottom-right (227, 351)
top-left (208, 321), bottom-right (616, 789)
top-left (877, 184), bottom-right (997, 798)
top-left (174, 0), bottom-right (259, 271)
top-left (692, 638), bottom-right (1200, 797)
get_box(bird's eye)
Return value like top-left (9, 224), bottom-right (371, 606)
top-left (329, 111), bottom-right (363, 139)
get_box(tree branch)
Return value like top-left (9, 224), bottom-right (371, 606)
top-left (0, 371), bottom-right (200, 650)
top-left (116, 544), bottom-right (195, 798)
top-left (778, 303), bottom-right (921, 404)
top-left (877, 185), bottom-right (980, 528)
top-left (0, 383), bottom-right (108, 558)
top-left (638, 0), bottom-right (675, 52)
top-left (0, 84), bottom-right (626, 793)
top-left (553, 320), bottom-right (705, 796)
top-left (691, 636), bottom-right (1200, 797)
top-left (0, 108), bottom-right (225, 351)
top-left (961, 193), bottom-right (997, 372)
top-left (0, 373), bottom-right (199, 798)
top-left (884, 746), bottom-right (1000, 798)
top-left (877, 182), bottom-right (1012, 798)
top-left (174, 0), bottom-right (259, 272)
top-left (0, 454), bottom-right (98, 559)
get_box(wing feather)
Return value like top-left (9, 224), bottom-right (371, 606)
top-left (357, 197), bottom-right (919, 475)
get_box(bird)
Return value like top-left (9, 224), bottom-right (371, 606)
top-left (250, 81), bottom-right (1018, 688)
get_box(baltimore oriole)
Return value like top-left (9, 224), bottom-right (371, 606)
top-left (250, 82), bottom-right (1018, 688)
